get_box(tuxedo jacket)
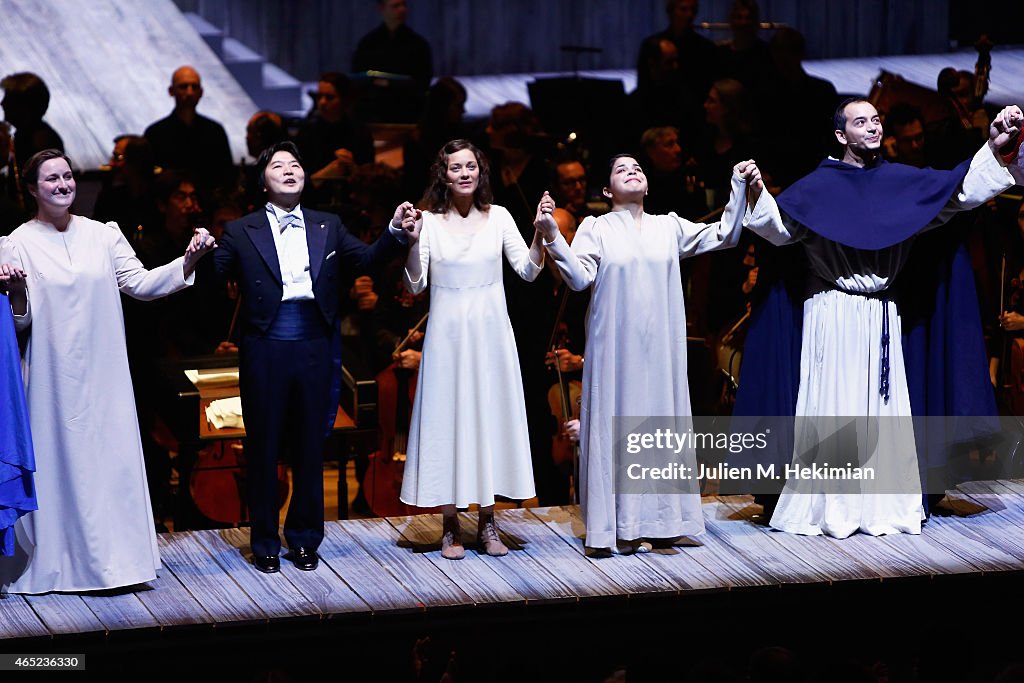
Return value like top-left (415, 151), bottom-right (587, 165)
top-left (213, 207), bottom-right (401, 335)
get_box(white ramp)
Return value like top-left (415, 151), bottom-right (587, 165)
top-left (0, 0), bottom-right (256, 169)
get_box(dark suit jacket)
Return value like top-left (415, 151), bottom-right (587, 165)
top-left (213, 206), bottom-right (402, 335)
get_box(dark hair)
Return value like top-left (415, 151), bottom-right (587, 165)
top-left (154, 169), bottom-right (199, 204)
top-left (936, 67), bottom-right (960, 95)
top-left (255, 140), bottom-right (303, 191)
top-left (885, 103), bottom-right (924, 132)
top-left (419, 139), bottom-right (492, 213)
top-left (833, 97), bottom-right (872, 132)
top-left (246, 111), bottom-right (287, 158)
top-left (606, 153), bottom-right (641, 179)
top-left (22, 148), bottom-right (73, 186)
top-left (113, 134), bottom-right (155, 175)
top-left (729, 0), bottom-right (760, 24)
top-left (0, 72), bottom-right (50, 121)
top-left (488, 102), bottom-right (544, 151)
top-left (318, 71), bottom-right (353, 101)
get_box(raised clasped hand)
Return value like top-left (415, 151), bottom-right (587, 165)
top-left (735, 160), bottom-right (763, 190)
top-left (534, 191), bottom-right (559, 240)
top-left (185, 227), bottom-right (216, 258)
top-left (991, 105), bottom-right (1023, 150)
top-left (393, 201), bottom-right (423, 242)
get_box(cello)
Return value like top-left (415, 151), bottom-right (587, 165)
top-left (187, 292), bottom-right (289, 526)
top-left (363, 312), bottom-right (428, 517)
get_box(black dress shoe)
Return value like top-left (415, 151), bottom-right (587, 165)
top-left (252, 554), bottom-right (280, 573)
top-left (285, 547), bottom-right (319, 571)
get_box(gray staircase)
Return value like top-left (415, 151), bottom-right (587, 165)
top-left (184, 12), bottom-right (304, 115)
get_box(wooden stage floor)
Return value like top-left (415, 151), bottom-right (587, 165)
top-left (4, 481), bottom-right (1024, 675)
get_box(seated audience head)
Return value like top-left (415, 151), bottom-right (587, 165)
top-left (705, 78), bottom-right (751, 136)
top-left (666, 0), bottom-right (699, 34)
top-left (312, 72), bottom-right (353, 124)
top-left (423, 77), bottom-right (467, 127)
top-left (110, 134), bottom-right (156, 179)
top-left (486, 102), bottom-right (544, 154)
top-left (155, 170), bottom-right (203, 238)
top-left (770, 27), bottom-right (807, 73)
top-left (421, 139), bottom-right (492, 213)
top-left (636, 36), bottom-right (680, 91)
top-left (1, 72), bottom-right (51, 128)
top-left (729, 0), bottom-right (761, 41)
top-left (210, 199), bottom-right (244, 240)
top-left (377, 0), bottom-right (409, 30)
top-left (553, 157), bottom-right (588, 212)
top-left (937, 66), bottom-right (974, 110)
top-left (245, 110), bottom-right (287, 159)
top-left (884, 103), bottom-right (926, 167)
top-left (641, 126), bottom-right (683, 173)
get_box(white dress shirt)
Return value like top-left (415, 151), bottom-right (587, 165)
top-left (266, 203), bottom-right (314, 301)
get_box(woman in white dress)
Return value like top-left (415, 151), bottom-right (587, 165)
top-left (400, 139), bottom-right (545, 560)
top-left (535, 154), bottom-right (763, 553)
top-left (0, 149), bottom-right (214, 593)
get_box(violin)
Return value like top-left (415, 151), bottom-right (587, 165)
top-left (362, 310), bottom-right (428, 517)
top-left (546, 286), bottom-right (582, 470)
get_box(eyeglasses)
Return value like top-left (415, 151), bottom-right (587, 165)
top-left (559, 176), bottom-right (586, 186)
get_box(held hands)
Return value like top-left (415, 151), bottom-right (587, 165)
top-left (735, 159), bottom-right (763, 207)
top-left (392, 201), bottom-right (423, 242)
top-left (990, 105), bottom-right (1023, 153)
top-left (0, 262), bottom-right (27, 297)
top-left (183, 227), bottom-right (216, 276)
top-left (534, 191), bottom-right (560, 241)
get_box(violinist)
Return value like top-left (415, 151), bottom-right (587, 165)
top-left (990, 199), bottom-right (1024, 409)
top-left (542, 203), bottom-right (588, 505)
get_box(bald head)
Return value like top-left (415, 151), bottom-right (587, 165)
top-left (169, 65), bottom-right (203, 114)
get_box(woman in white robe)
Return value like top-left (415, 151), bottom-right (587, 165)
top-left (399, 139), bottom-right (544, 560)
top-left (535, 155), bottom-right (763, 553)
top-left (0, 150), bottom-right (214, 593)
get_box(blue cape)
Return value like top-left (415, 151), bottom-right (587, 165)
top-left (733, 159), bottom-right (996, 496)
top-left (0, 293), bottom-right (36, 556)
top-left (776, 157), bottom-right (971, 250)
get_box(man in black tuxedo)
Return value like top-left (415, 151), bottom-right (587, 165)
top-left (214, 141), bottom-right (411, 572)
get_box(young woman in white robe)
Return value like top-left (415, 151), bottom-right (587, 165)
top-left (399, 139), bottom-right (545, 560)
top-left (534, 154), bottom-right (764, 553)
top-left (0, 150), bottom-right (214, 594)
